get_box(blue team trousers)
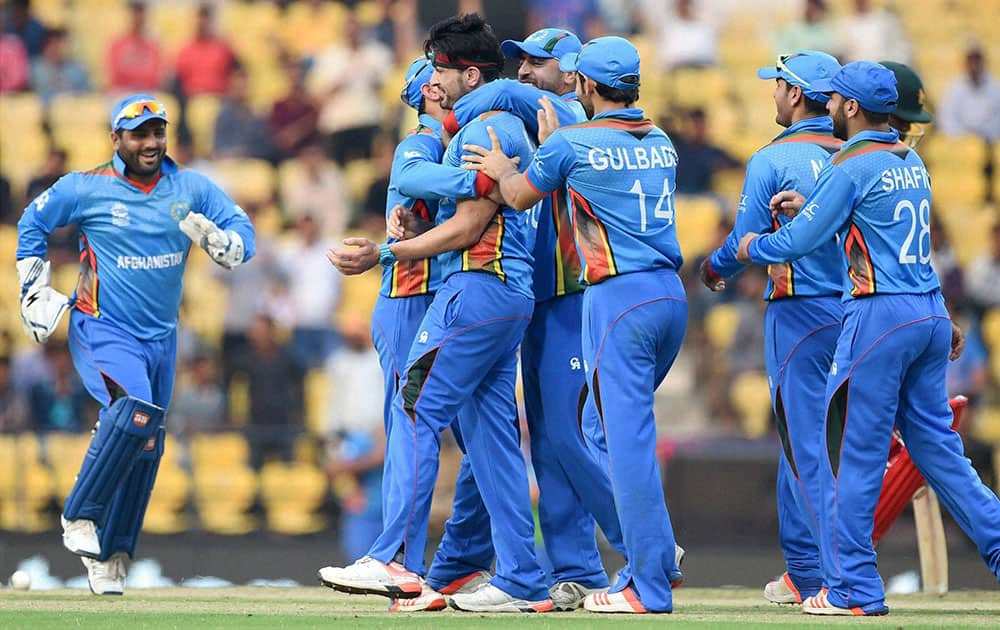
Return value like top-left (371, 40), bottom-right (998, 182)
top-left (764, 296), bottom-right (842, 598)
top-left (368, 273), bottom-right (549, 601)
top-left (581, 268), bottom-right (687, 613)
top-left (371, 294), bottom-right (493, 583)
top-left (819, 291), bottom-right (1000, 610)
top-left (65, 310), bottom-right (175, 559)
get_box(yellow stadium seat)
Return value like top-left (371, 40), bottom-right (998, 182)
top-left (730, 371), bottom-right (773, 439)
top-left (69, 3), bottom-right (128, 88)
top-left (0, 434), bottom-right (55, 532)
top-left (705, 303), bottom-right (740, 352)
top-left (149, 4), bottom-right (197, 59)
top-left (923, 135), bottom-right (988, 172)
top-left (342, 159), bottom-right (377, 206)
top-left (259, 461), bottom-right (328, 534)
top-left (190, 433), bottom-right (258, 534)
top-left (974, 405), bottom-right (1000, 447)
top-left (143, 440), bottom-right (191, 534)
top-left (50, 93), bottom-right (110, 135)
top-left (278, 1), bottom-right (346, 57)
top-left (212, 159), bottom-right (275, 206)
top-left (44, 432), bottom-right (91, 498)
top-left (982, 308), bottom-right (1000, 351)
top-left (186, 94), bottom-right (222, 158)
top-left (667, 67), bottom-right (730, 111)
top-left (304, 369), bottom-right (329, 436)
top-left (0, 94), bottom-right (47, 197)
top-left (675, 195), bottom-right (723, 260)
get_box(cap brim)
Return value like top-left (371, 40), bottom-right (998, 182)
top-left (558, 53), bottom-right (579, 73)
top-left (501, 40), bottom-right (553, 60)
top-left (894, 107), bottom-right (933, 123)
top-left (757, 67), bottom-right (780, 80)
top-left (809, 77), bottom-right (835, 93)
top-left (117, 113), bottom-right (168, 131)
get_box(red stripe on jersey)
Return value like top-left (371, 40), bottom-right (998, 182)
top-left (390, 200), bottom-right (432, 297)
top-left (75, 232), bottom-right (100, 316)
top-left (569, 186), bottom-right (617, 284)
top-left (767, 218), bottom-right (794, 299)
top-left (845, 222), bottom-right (876, 296)
top-left (552, 191), bottom-right (584, 296)
top-left (462, 212), bottom-right (506, 281)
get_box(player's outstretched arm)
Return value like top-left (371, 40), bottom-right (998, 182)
top-left (462, 126), bottom-right (544, 211)
top-left (443, 78), bottom-right (577, 139)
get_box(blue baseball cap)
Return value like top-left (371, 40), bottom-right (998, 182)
top-left (400, 57), bottom-right (434, 111)
top-left (757, 50), bottom-right (841, 103)
top-left (559, 36), bottom-right (640, 89)
top-left (501, 28), bottom-right (581, 61)
top-left (811, 61), bottom-right (899, 114)
top-left (110, 93), bottom-right (169, 131)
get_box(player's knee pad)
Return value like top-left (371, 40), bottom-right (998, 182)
top-left (98, 426), bottom-right (165, 560)
top-left (63, 396), bottom-right (164, 525)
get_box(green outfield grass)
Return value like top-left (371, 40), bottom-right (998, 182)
top-left (0, 587), bottom-right (997, 629)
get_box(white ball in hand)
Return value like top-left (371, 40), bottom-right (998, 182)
top-left (10, 570), bottom-right (31, 591)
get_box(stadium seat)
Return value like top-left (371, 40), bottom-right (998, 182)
top-left (143, 440), bottom-right (191, 535)
top-left (189, 433), bottom-right (258, 534)
top-left (68, 3), bottom-right (128, 88)
top-left (704, 303), bottom-right (740, 352)
top-left (675, 195), bottom-right (723, 260)
top-left (730, 371), bottom-right (773, 439)
top-left (0, 94), bottom-right (47, 198)
top-left (982, 308), bottom-right (1000, 351)
top-left (0, 434), bottom-right (55, 532)
top-left (185, 94), bottom-right (222, 158)
top-left (259, 461), bottom-right (328, 535)
top-left (343, 159), bottom-right (377, 205)
top-left (44, 432), bottom-right (91, 498)
top-left (304, 368), bottom-right (330, 436)
top-left (277, 1), bottom-right (345, 57)
top-left (212, 159), bottom-right (275, 206)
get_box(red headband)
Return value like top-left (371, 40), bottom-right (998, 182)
top-left (432, 50), bottom-right (501, 70)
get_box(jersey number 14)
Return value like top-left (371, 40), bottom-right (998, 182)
top-left (630, 178), bottom-right (675, 233)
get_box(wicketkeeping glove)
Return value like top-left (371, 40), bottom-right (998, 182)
top-left (179, 212), bottom-right (245, 269)
top-left (16, 257), bottom-right (72, 344)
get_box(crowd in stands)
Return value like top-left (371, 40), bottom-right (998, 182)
top-left (1, 0), bottom-right (999, 537)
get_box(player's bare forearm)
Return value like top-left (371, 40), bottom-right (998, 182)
top-left (498, 171), bottom-right (543, 211)
top-left (391, 197), bottom-right (498, 260)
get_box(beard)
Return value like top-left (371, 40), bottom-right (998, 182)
top-left (831, 107), bottom-right (849, 140)
top-left (122, 149), bottom-right (164, 176)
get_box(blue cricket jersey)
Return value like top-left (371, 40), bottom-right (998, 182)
top-left (749, 129), bottom-right (940, 299)
top-left (380, 113), bottom-right (479, 298)
top-left (17, 153), bottom-right (255, 340)
top-left (525, 108), bottom-right (682, 285)
top-left (437, 111), bottom-right (537, 299)
top-left (711, 117), bottom-right (843, 300)
top-left (445, 79), bottom-right (587, 301)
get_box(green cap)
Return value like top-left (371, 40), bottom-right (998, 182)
top-left (880, 61), bottom-right (932, 123)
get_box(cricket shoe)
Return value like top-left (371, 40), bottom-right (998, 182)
top-left (437, 569), bottom-right (492, 595)
top-left (802, 588), bottom-right (889, 616)
top-left (61, 515), bottom-right (100, 558)
top-left (82, 553), bottom-right (127, 595)
top-left (318, 556), bottom-right (422, 599)
top-left (671, 544), bottom-right (685, 588)
top-left (449, 583), bottom-right (553, 613)
top-left (764, 572), bottom-right (802, 605)
top-left (389, 582), bottom-right (447, 612)
top-left (550, 582), bottom-right (607, 611)
top-left (583, 587), bottom-right (652, 614)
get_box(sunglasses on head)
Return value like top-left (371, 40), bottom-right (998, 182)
top-left (776, 54), bottom-right (810, 88)
top-left (114, 100), bottom-right (166, 130)
top-left (400, 59), bottom-right (432, 106)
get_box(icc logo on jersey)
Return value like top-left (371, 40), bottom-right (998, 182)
top-left (110, 202), bottom-right (130, 227)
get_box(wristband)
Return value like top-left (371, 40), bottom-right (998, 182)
top-left (378, 243), bottom-right (397, 267)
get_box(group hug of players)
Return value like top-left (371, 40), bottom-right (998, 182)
top-left (318, 13), bottom-right (1000, 615)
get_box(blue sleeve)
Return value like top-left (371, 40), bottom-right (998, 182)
top-left (16, 174), bottom-right (81, 260)
top-left (394, 133), bottom-right (478, 201)
top-left (452, 79), bottom-right (578, 138)
top-left (193, 173), bottom-right (257, 262)
top-left (749, 165), bottom-right (857, 264)
top-left (710, 153), bottom-right (778, 277)
top-left (524, 131), bottom-right (575, 194)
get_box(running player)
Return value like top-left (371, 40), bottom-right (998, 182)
top-left (321, 14), bottom-right (552, 613)
top-left (700, 50), bottom-right (843, 605)
top-left (738, 61), bottom-right (1000, 615)
top-left (463, 36), bottom-right (686, 614)
top-left (16, 94), bottom-right (255, 595)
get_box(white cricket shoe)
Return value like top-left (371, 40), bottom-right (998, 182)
top-left (61, 515), bottom-right (100, 558)
top-left (82, 553), bottom-right (126, 595)
top-left (672, 544), bottom-right (685, 587)
top-left (437, 569), bottom-right (492, 595)
top-left (318, 556), bottom-right (423, 599)
top-left (764, 572), bottom-right (802, 605)
top-left (583, 587), bottom-right (650, 613)
top-left (550, 582), bottom-right (606, 611)
top-left (802, 588), bottom-right (889, 616)
top-left (449, 583), bottom-right (553, 613)
top-left (389, 582), bottom-right (447, 612)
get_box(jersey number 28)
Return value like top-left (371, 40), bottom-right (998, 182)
top-left (894, 198), bottom-right (930, 265)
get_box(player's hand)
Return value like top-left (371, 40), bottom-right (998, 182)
top-left (770, 191), bottom-right (806, 218)
top-left (16, 257), bottom-right (71, 344)
top-left (387, 204), bottom-right (418, 241)
top-left (736, 232), bottom-right (758, 264)
top-left (949, 320), bottom-right (965, 361)
top-left (326, 238), bottom-right (378, 275)
top-left (461, 126), bottom-right (520, 181)
top-left (179, 212), bottom-right (244, 269)
top-left (699, 258), bottom-right (726, 291)
top-left (537, 96), bottom-right (560, 144)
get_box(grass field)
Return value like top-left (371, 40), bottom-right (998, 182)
top-left (0, 586), bottom-right (998, 629)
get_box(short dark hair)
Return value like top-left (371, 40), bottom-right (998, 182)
top-left (587, 73), bottom-right (639, 105)
top-left (424, 13), bottom-right (503, 82)
top-left (803, 95), bottom-right (827, 115)
top-left (860, 107), bottom-right (889, 126)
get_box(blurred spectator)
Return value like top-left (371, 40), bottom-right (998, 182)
top-left (836, 0), bottom-right (911, 64)
top-left (930, 218), bottom-right (964, 307)
top-left (726, 268), bottom-right (767, 376)
top-left (0, 175), bottom-right (14, 224)
top-left (268, 57), bottom-right (319, 161)
top-left (239, 314), bottom-right (304, 469)
top-left (307, 12), bottom-right (392, 165)
top-left (323, 317), bottom-right (384, 561)
top-left (278, 214), bottom-right (342, 369)
top-left (283, 142), bottom-right (351, 236)
top-left (939, 43), bottom-right (1000, 143)
top-left (168, 350), bottom-right (226, 440)
top-left (526, 0), bottom-right (605, 41)
top-left (0, 12), bottom-right (29, 92)
top-left (0, 355), bottom-right (29, 432)
top-left (106, 1), bottom-right (164, 93)
top-left (212, 67), bottom-right (275, 161)
top-left (28, 341), bottom-right (90, 433)
top-left (773, 0), bottom-right (835, 56)
top-left (371, 0), bottom-right (421, 64)
top-left (647, 0), bottom-right (718, 70)
top-left (26, 147), bottom-right (76, 266)
top-left (3, 0), bottom-right (45, 58)
top-left (358, 134), bottom-right (395, 227)
top-left (965, 222), bottom-right (1000, 313)
top-left (672, 108), bottom-right (742, 195)
top-left (30, 27), bottom-right (90, 106)
top-left (25, 146), bottom-right (66, 202)
top-left (174, 3), bottom-right (239, 98)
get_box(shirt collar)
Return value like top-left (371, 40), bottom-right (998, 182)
top-left (774, 116), bottom-right (833, 140)
top-left (418, 113), bottom-right (443, 136)
top-left (840, 127), bottom-right (901, 150)
top-left (592, 107), bottom-right (645, 121)
top-left (560, 92), bottom-right (579, 103)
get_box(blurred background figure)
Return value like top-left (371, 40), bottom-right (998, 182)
top-left (168, 348), bottom-right (226, 443)
top-left (106, 1), bottom-right (164, 94)
top-left (939, 43), bottom-right (1000, 143)
top-left (648, 0), bottom-right (718, 71)
top-left (836, 0), bottom-right (911, 64)
top-left (268, 56), bottom-right (320, 162)
top-left (671, 108), bottom-right (742, 195)
top-left (0, 354), bottom-right (29, 432)
top-left (27, 341), bottom-right (90, 434)
top-left (773, 0), bottom-right (835, 57)
top-left (174, 3), bottom-right (239, 99)
top-left (2, 0), bottom-right (45, 58)
top-left (212, 67), bottom-right (275, 161)
top-left (30, 27), bottom-right (90, 106)
top-left (281, 142), bottom-right (351, 237)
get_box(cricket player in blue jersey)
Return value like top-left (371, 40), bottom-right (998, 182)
top-left (738, 61), bottom-right (1000, 615)
top-left (15, 94), bottom-right (255, 595)
top-left (321, 14), bottom-right (553, 613)
top-left (463, 36), bottom-right (686, 614)
top-left (701, 50), bottom-right (843, 605)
